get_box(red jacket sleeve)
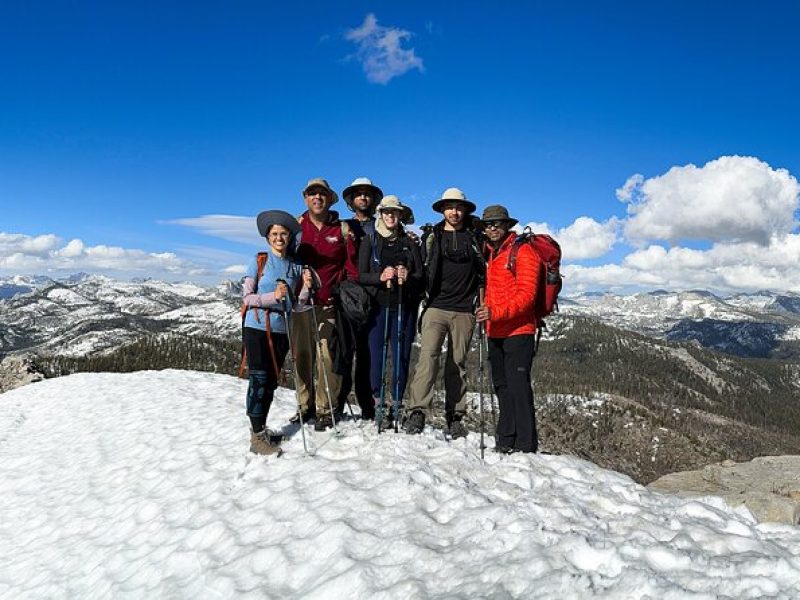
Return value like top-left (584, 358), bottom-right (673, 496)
top-left (490, 244), bottom-right (540, 322)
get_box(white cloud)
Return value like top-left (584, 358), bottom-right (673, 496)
top-left (615, 174), bottom-right (644, 202)
top-left (564, 263), bottom-right (667, 293)
top-left (57, 239), bottom-right (85, 258)
top-left (164, 215), bottom-right (262, 246)
top-left (621, 156), bottom-right (799, 246)
top-left (345, 13), bottom-right (424, 85)
top-left (521, 217), bottom-right (619, 261)
top-left (223, 264), bottom-right (247, 275)
top-left (565, 233), bottom-right (800, 294)
top-left (0, 232), bottom-right (213, 280)
top-left (0, 233), bottom-right (60, 257)
top-left (175, 244), bottom-right (254, 266)
top-left (556, 155), bottom-right (800, 293)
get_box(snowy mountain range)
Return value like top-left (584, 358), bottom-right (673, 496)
top-left (0, 274), bottom-right (241, 358)
top-left (563, 289), bottom-right (800, 357)
top-left (2, 274), bottom-right (800, 359)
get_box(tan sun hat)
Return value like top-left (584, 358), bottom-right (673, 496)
top-left (376, 195), bottom-right (414, 224)
top-left (302, 178), bottom-right (339, 205)
top-left (476, 204), bottom-right (519, 229)
top-left (431, 187), bottom-right (477, 214)
top-left (342, 177), bottom-right (384, 210)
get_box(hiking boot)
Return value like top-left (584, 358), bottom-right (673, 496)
top-left (379, 412), bottom-right (393, 431)
top-left (250, 430), bottom-right (282, 456)
top-left (290, 410), bottom-right (314, 424)
top-left (448, 417), bottom-right (468, 440)
top-left (314, 415), bottom-right (333, 432)
top-left (403, 410), bottom-right (425, 435)
top-left (360, 400), bottom-right (375, 421)
top-left (494, 445), bottom-right (515, 455)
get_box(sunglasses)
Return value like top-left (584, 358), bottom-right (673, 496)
top-left (483, 221), bottom-right (507, 230)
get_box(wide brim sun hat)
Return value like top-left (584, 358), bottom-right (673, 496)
top-left (475, 204), bottom-right (519, 229)
top-left (431, 187), bottom-right (477, 214)
top-left (376, 195), bottom-right (415, 225)
top-left (342, 177), bottom-right (384, 210)
top-left (257, 210), bottom-right (302, 238)
top-left (302, 178), bottom-right (339, 205)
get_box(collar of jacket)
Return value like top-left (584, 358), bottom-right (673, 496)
top-left (301, 210), bottom-right (341, 227)
top-left (489, 231), bottom-right (518, 258)
top-left (433, 219), bottom-right (476, 234)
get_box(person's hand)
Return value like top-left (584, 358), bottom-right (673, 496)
top-left (396, 265), bottom-right (408, 284)
top-left (302, 269), bottom-right (313, 290)
top-left (275, 281), bottom-right (289, 301)
top-left (475, 305), bottom-right (491, 322)
top-left (380, 266), bottom-right (396, 282)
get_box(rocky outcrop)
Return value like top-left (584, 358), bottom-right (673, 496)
top-left (648, 456), bottom-right (800, 525)
top-left (0, 354), bottom-right (44, 393)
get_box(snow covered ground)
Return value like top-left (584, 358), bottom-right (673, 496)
top-left (2, 371), bottom-right (800, 599)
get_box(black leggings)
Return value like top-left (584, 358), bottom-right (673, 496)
top-left (488, 334), bottom-right (537, 453)
top-left (244, 327), bottom-right (289, 431)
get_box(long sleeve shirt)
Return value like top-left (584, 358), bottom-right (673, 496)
top-left (296, 211), bottom-right (359, 306)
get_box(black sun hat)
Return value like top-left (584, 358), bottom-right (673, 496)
top-left (475, 204), bottom-right (519, 229)
top-left (256, 210), bottom-right (301, 238)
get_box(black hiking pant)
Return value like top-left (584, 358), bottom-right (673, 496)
top-left (488, 334), bottom-right (537, 453)
top-left (244, 327), bottom-right (289, 432)
top-left (337, 326), bottom-right (374, 419)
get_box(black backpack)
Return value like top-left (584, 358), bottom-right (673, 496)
top-left (333, 280), bottom-right (373, 330)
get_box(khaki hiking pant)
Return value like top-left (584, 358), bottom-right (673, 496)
top-left (408, 307), bottom-right (476, 419)
top-left (291, 305), bottom-right (341, 417)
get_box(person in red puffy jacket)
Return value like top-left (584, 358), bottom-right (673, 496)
top-left (475, 205), bottom-right (541, 454)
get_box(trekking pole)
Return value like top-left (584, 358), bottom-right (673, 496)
top-left (477, 322), bottom-right (485, 460)
top-left (477, 289), bottom-right (496, 435)
top-left (477, 290), bottom-right (486, 460)
top-left (487, 327), bottom-right (497, 432)
top-left (377, 278), bottom-right (392, 433)
top-left (306, 270), bottom-right (341, 438)
top-left (392, 273), bottom-right (404, 432)
top-left (279, 289), bottom-right (308, 455)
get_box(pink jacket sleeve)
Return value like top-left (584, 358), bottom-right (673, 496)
top-left (243, 276), bottom-right (310, 309)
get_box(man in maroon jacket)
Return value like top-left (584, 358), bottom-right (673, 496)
top-left (293, 178), bottom-right (359, 431)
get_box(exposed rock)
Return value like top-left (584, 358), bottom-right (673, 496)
top-left (648, 455), bottom-right (800, 525)
top-left (0, 354), bottom-right (44, 393)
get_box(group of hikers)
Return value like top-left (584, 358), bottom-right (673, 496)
top-left (240, 177), bottom-right (546, 458)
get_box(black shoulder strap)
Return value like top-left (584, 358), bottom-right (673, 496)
top-left (506, 228), bottom-right (533, 276)
top-left (370, 232), bottom-right (379, 265)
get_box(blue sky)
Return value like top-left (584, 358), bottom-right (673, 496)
top-left (2, 1), bottom-right (799, 293)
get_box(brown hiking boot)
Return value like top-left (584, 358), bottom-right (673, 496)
top-left (250, 430), bottom-right (283, 456)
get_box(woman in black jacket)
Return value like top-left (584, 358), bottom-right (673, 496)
top-left (358, 195), bottom-right (423, 428)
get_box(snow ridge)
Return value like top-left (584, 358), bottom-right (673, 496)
top-left (1, 370), bottom-right (800, 598)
